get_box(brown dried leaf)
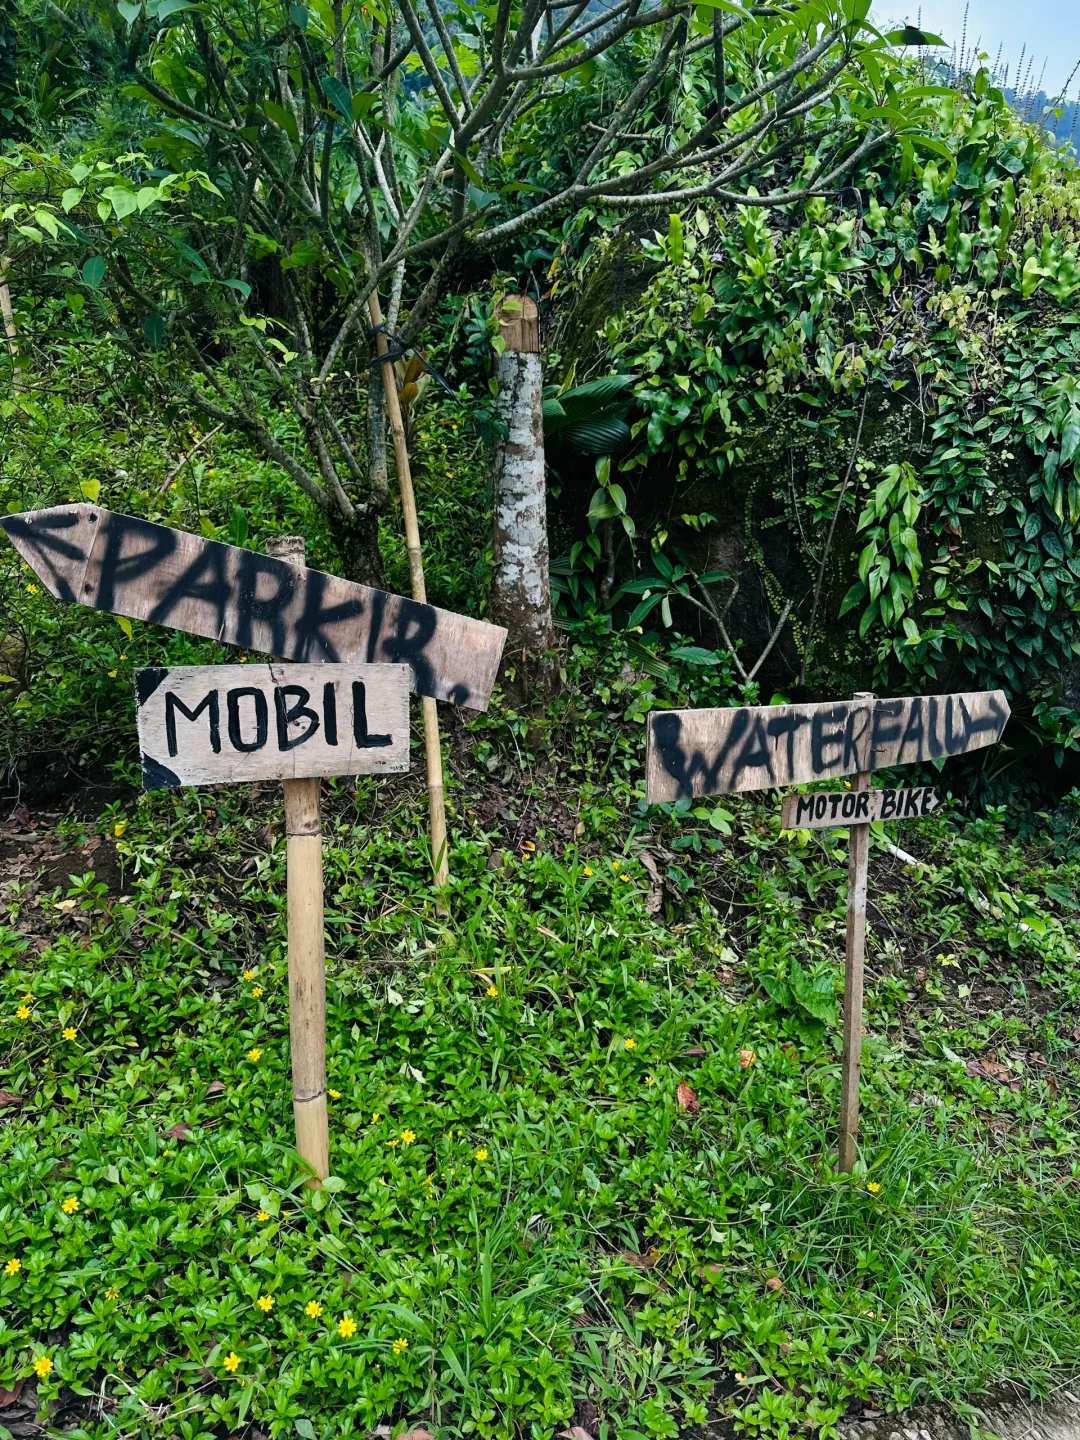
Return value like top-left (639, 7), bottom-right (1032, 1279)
top-left (618, 1249), bottom-right (656, 1270)
top-left (681, 1045), bottom-right (706, 1057)
top-left (738, 1049), bottom-right (757, 1069)
top-left (765, 1276), bottom-right (784, 1293)
top-left (676, 1081), bottom-right (700, 1115)
top-left (206, 1080), bottom-right (226, 1097)
top-left (557, 1428), bottom-right (595, 1440)
top-left (399, 1430), bottom-right (435, 1440)
top-left (0, 1091), bottom-right (24, 1109)
top-left (0, 1379), bottom-right (25, 1408)
top-left (162, 1123), bottom-right (193, 1143)
top-left (716, 967), bottom-right (734, 985)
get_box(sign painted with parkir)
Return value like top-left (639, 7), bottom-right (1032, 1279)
top-left (136, 663), bottom-right (410, 789)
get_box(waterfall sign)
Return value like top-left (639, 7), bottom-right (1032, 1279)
top-left (645, 688), bottom-right (1010, 1177)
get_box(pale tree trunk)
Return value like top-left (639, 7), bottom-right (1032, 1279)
top-left (492, 296), bottom-right (553, 659)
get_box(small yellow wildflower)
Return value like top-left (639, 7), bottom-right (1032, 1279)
top-left (255, 1294), bottom-right (275, 1313)
top-left (62, 1026), bottom-right (77, 1041)
top-left (401, 1129), bottom-right (416, 1145)
top-left (105, 1287), bottom-right (119, 1300)
top-left (328, 1088), bottom-right (342, 1099)
top-left (486, 985), bottom-right (498, 998)
top-left (26, 583), bottom-right (37, 594)
top-left (257, 1211), bottom-right (270, 1222)
top-left (620, 873), bottom-right (630, 883)
top-left (612, 859), bottom-right (620, 869)
top-left (22, 992), bottom-right (33, 1002)
top-left (583, 866), bottom-right (594, 876)
top-left (223, 1352), bottom-right (241, 1373)
top-left (113, 821), bottom-right (127, 838)
top-left (248, 1047), bottom-right (262, 1062)
top-left (386, 1137), bottom-right (399, 1148)
top-left (371, 1112), bottom-right (380, 1123)
top-left (422, 1174), bottom-right (434, 1188)
top-left (304, 1300), bottom-right (323, 1319)
top-left (521, 840), bottom-right (536, 852)
top-left (474, 1147), bottom-right (488, 1161)
top-left (108, 669), bottom-right (117, 679)
top-left (61, 1197), bottom-right (80, 1215)
top-left (16, 1005), bottom-right (30, 1020)
top-left (392, 1337), bottom-right (409, 1356)
top-left (867, 1181), bottom-right (882, 1194)
top-left (32, 1355), bottom-right (52, 1379)
top-left (645, 1075), bottom-right (655, 1085)
top-left (251, 985), bottom-right (264, 997)
top-left (338, 1315), bottom-right (357, 1338)
top-left (624, 1038), bottom-right (636, 1050)
top-left (4, 1258), bottom-right (21, 1277)
top-left (242, 969), bottom-right (256, 981)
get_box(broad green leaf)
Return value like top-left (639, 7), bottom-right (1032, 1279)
top-left (81, 479), bottom-right (102, 503)
top-left (289, 2), bottom-right (308, 25)
top-left (143, 312), bottom-right (166, 348)
top-left (117, 0), bottom-right (141, 23)
top-left (263, 99), bottom-right (300, 145)
top-left (321, 74), bottom-right (354, 126)
top-left (81, 256), bottom-right (106, 288)
top-left (61, 188), bottom-right (83, 212)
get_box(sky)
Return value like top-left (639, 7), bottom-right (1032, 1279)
top-left (876, 0), bottom-right (1080, 97)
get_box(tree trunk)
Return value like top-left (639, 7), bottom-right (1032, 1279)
top-left (491, 296), bottom-right (553, 659)
top-left (327, 506), bottom-right (385, 588)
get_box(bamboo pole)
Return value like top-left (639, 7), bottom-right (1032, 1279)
top-left (266, 535), bottom-right (329, 1184)
top-left (367, 290), bottom-right (449, 888)
top-left (838, 690), bottom-right (874, 1175)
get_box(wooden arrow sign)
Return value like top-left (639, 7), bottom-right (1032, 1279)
top-left (136, 663), bottom-right (410, 790)
top-left (2, 506), bottom-right (506, 710)
top-left (646, 690), bottom-right (1009, 802)
top-left (781, 784), bottom-right (940, 830)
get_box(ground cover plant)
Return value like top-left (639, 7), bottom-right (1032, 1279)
top-left (2, 614), bottom-right (1080, 1440)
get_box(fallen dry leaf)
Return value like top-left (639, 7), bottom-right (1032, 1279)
top-left (676, 1081), bottom-right (700, 1115)
top-left (0, 1091), bottom-right (24, 1109)
top-left (639, 850), bottom-right (663, 916)
top-left (398, 1431), bottom-right (435, 1440)
top-left (738, 1049), bottom-right (757, 1069)
top-left (681, 1045), bottom-right (706, 1057)
top-left (1048, 1074), bottom-right (1060, 1097)
top-left (966, 1058), bottom-right (1012, 1084)
top-left (618, 1249), bottom-right (657, 1271)
top-left (55, 898), bottom-right (77, 913)
top-left (536, 924), bottom-right (560, 941)
top-left (206, 1081), bottom-right (226, 1097)
top-left (557, 1428), bottom-right (595, 1440)
top-left (0, 1379), bottom-right (25, 1408)
top-left (716, 967), bottom-right (734, 984)
top-left (162, 1123), bottom-right (193, 1143)
top-left (765, 1276), bottom-right (784, 1293)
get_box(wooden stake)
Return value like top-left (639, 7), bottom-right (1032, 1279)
top-left (367, 290), bottom-right (450, 888)
top-left (266, 536), bottom-right (329, 1184)
top-left (838, 690), bottom-right (874, 1175)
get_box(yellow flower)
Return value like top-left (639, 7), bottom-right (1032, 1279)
top-left (16, 1005), bottom-right (30, 1020)
top-left (242, 969), bottom-right (256, 981)
top-left (61, 1197), bottom-right (80, 1215)
top-left (223, 1352), bottom-right (241, 1373)
top-left (371, 1112), bottom-right (380, 1123)
top-left (867, 1181), bottom-right (882, 1194)
top-left (620, 873), bottom-right (630, 882)
top-left (32, 1355), bottom-right (52, 1379)
top-left (255, 1294), bottom-right (275, 1313)
top-left (62, 1027), bottom-right (77, 1041)
top-left (401, 1129), bottom-right (416, 1145)
top-left (474, 1147), bottom-right (488, 1162)
top-left (4, 1258), bottom-right (20, 1276)
top-left (105, 1286), bottom-right (119, 1299)
top-left (304, 1300), bottom-right (323, 1319)
top-left (108, 669), bottom-right (117, 678)
top-left (337, 1315), bottom-right (357, 1338)
top-left (422, 1174), bottom-right (434, 1188)
top-left (248, 1047), bottom-right (261, 1062)
top-left (251, 985), bottom-right (264, 997)
top-left (487, 985), bottom-right (498, 998)
top-left (26, 583), bottom-right (37, 594)
top-left (583, 866), bottom-right (594, 876)
top-left (645, 1075), bottom-right (655, 1085)
top-left (257, 1211), bottom-right (270, 1222)
top-left (612, 859), bottom-right (620, 869)
top-left (328, 1088), bottom-right (342, 1099)
top-left (113, 821), bottom-right (127, 838)
top-left (521, 840), bottom-right (536, 852)
top-left (624, 1038), bottom-right (636, 1050)
top-left (386, 1138), bottom-right (399, 1148)
top-left (392, 1337), bottom-right (409, 1356)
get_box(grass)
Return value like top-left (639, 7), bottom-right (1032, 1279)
top-left (2, 650), bottom-right (1080, 1440)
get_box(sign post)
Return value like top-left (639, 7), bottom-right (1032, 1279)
top-left (135, 655), bottom-right (410, 1181)
top-left (645, 688), bottom-right (1010, 1172)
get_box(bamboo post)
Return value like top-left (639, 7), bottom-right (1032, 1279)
top-left (838, 690), bottom-right (874, 1174)
top-left (266, 535), bottom-right (329, 1184)
top-left (366, 290), bottom-right (449, 888)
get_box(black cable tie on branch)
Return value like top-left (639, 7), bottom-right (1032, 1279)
top-left (367, 323), bottom-right (459, 400)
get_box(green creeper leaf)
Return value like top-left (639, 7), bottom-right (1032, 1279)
top-left (143, 313), bottom-right (166, 348)
top-left (117, 0), bottom-right (141, 23)
top-left (289, 2), bottom-right (308, 25)
top-left (81, 256), bottom-right (106, 289)
top-left (81, 479), bottom-right (102, 503)
top-left (320, 75), bottom-right (354, 126)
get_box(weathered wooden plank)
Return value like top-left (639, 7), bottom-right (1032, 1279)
top-left (135, 662), bottom-right (410, 789)
top-left (2, 506), bottom-right (506, 710)
top-left (781, 785), bottom-right (940, 830)
top-left (646, 690), bottom-right (1009, 801)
